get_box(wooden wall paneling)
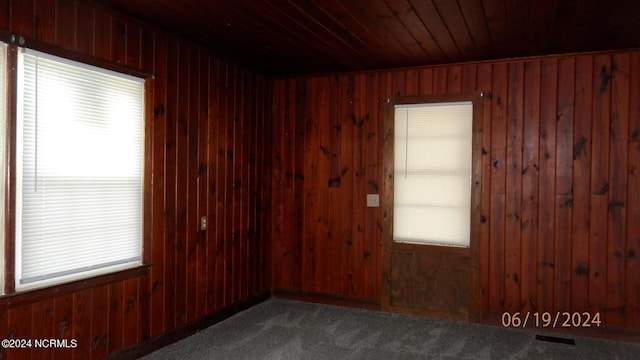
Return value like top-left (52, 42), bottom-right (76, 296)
top-left (55, 0), bottom-right (75, 49)
top-left (185, 45), bottom-right (200, 323)
top-left (520, 60), bottom-right (540, 313)
top-left (163, 38), bottom-right (178, 331)
top-left (90, 286), bottom-right (109, 359)
top-left (209, 58), bottom-right (224, 311)
top-left (418, 68), bottom-right (434, 95)
top-left (260, 74), bottom-right (273, 293)
top-left (476, 63), bottom-right (493, 313)
top-left (222, 62), bottom-right (234, 307)
top-left (150, 31), bottom-right (168, 338)
top-left (446, 65), bottom-right (462, 93)
top-left (34, 0), bottom-right (56, 43)
top-left (433, 67), bottom-right (447, 94)
top-left (122, 278), bottom-right (139, 348)
top-left (488, 63), bottom-right (507, 313)
top-left (589, 54), bottom-right (611, 320)
top-left (341, 74), bottom-right (355, 296)
top-left (364, 72), bottom-right (381, 300)
top-left (230, 65), bottom-right (240, 304)
top-left (196, 52), bottom-right (209, 318)
top-left (125, 21), bottom-right (141, 68)
top-left (270, 79), bottom-right (286, 289)
top-left (327, 75), bottom-right (343, 296)
top-left (0, 0), bottom-right (8, 31)
top-left (405, 69), bottom-right (419, 94)
top-left (627, 51), bottom-right (640, 329)
top-left (292, 78), bottom-right (306, 292)
top-left (31, 299), bottom-right (54, 359)
top-left (314, 76), bottom-right (331, 294)
top-left (607, 52), bottom-right (630, 327)
top-left (111, 16), bottom-right (126, 64)
top-left (244, 72), bottom-right (256, 299)
top-left (10, 0), bottom-right (34, 38)
top-left (75, 1), bottom-right (95, 55)
top-left (554, 57), bottom-right (575, 313)
top-left (571, 56), bottom-right (593, 312)
top-left (300, 77), bottom-right (316, 292)
top-left (537, 59), bottom-right (558, 313)
top-left (238, 68), bottom-right (248, 301)
top-left (94, 10), bottom-right (112, 60)
top-left (108, 283), bottom-right (123, 352)
top-left (8, 304), bottom-right (33, 359)
top-left (504, 61), bottom-right (523, 312)
top-left (351, 73), bottom-right (367, 299)
top-left (461, 65), bottom-right (477, 93)
top-left (173, 42), bottom-right (190, 325)
top-left (72, 289), bottom-right (92, 358)
top-left (215, 60), bottom-right (229, 308)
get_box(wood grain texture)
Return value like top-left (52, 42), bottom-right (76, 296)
top-left (271, 49), bottom-right (640, 331)
top-left (0, 1), bottom-right (272, 358)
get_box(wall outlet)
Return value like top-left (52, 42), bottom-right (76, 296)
top-left (366, 194), bottom-right (380, 207)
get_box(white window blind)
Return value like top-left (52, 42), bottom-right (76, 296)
top-left (16, 49), bottom-right (144, 289)
top-left (394, 101), bottom-right (472, 247)
top-left (0, 42), bottom-right (6, 294)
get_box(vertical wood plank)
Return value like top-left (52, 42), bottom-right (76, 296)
top-left (185, 46), bottom-right (199, 322)
top-left (0, 0), bottom-right (8, 31)
top-left (122, 279), bottom-right (139, 348)
top-left (150, 32), bottom-right (167, 338)
top-left (352, 73), bottom-right (367, 298)
top-left (293, 78), bottom-right (307, 292)
top-left (476, 63), bottom-right (493, 313)
top-left (108, 283), bottom-right (123, 352)
top-left (111, 17), bottom-right (126, 64)
top-left (9, 0), bottom-right (34, 37)
top-left (520, 60), bottom-right (540, 312)
top-left (55, 0), bottom-right (75, 49)
top-left (126, 22), bottom-right (141, 69)
top-left (90, 286), bottom-right (109, 359)
top-left (589, 54), bottom-right (611, 319)
top-left (8, 305), bottom-right (32, 359)
top-left (94, 11), bottom-right (112, 60)
top-left (626, 51), bottom-right (640, 329)
top-left (163, 39), bottom-right (178, 330)
top-left (554, 57), bottom-right (575, 312)
top-left (31, 300), bottom-right (54, 359)
top-left (196, 52), bottom-right (209, 317)
top-left (504, 61), bottom-right (523, 311)
top-left (571, 56), bottom-right (593, 312)
top-left (34, 0), bottom-right (56, 43)
top-left (75, 2), bottom-right (94, 55)
top-left (174, 42), bottom-right (190, 324)
top-left (314, 76), bottom-right (330, 294)
top-left (537, 58), bottom-right (558, 313)
top-left (488, 63), bottom-right (508, 313)
top-left (54, 294), bottom-right (74, 358)
top-left (72, 289), bottom-right (92, 359)
top-left (606, 52), bottom-right (629, 327)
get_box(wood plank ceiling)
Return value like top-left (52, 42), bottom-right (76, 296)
top-left (93, 0), bottom-right (640, 75)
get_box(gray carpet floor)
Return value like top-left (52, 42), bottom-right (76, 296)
top-left (141, 299), bottom-right (640, 359)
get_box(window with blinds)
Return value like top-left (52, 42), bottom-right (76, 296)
top-left (15, 49), bottom-right (144, 290)
top-left (393, 101), bottom-right (473, 247)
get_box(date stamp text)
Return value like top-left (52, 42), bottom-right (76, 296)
top-left (501, 312), bottom-right (601, 328)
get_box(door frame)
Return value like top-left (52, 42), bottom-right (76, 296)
top-left (381, 93), bottom-right (484, 322)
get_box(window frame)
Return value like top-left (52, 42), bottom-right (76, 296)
top-left (0, 33), bottom-right (152, 300)
top-left (383, 93), bottom-right (484, 253)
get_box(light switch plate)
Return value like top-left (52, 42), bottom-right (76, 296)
top-left (366, 194), bottom-right (379, 207)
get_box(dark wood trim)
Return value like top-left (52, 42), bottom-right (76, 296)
top-left (106, 290), bottom-right (271, 360)
top-left (3, 44), bottom-right (17, 294)
top-left (271, 289), bottom-right (381, 311)
top-left (0, 30), bottom-right (150, 79)
top-left (0, 265), bottom-right (150, 311)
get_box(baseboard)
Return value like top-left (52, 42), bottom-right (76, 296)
top-left (271, 289), bottom-right (381, 311)
top-left (106, 290), bottom-right (271, 360)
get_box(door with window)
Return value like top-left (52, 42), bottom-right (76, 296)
top-left (382, 94), bottom-right (483, 321)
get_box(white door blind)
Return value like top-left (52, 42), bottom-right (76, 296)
top-left (394, 101), bottom-right (472, 247)
top-left (16, 49), bottom-right (144, 289)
